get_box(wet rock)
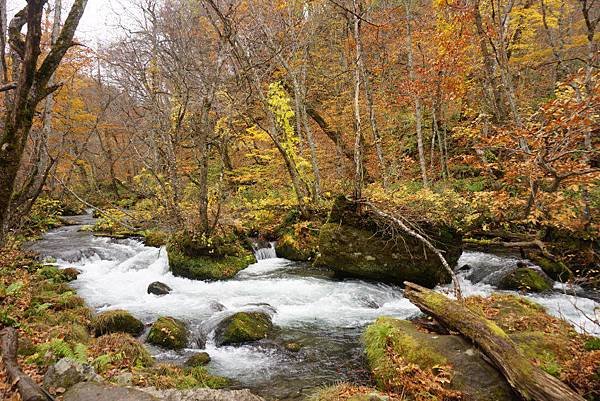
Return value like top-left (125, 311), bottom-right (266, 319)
top-left (283, 341), bottom-right (302, 352)
top-left (142, 387), bottom-right (266, 401)
top-left (43, 358), bottom-right (102, 391)
top-left (209, 301), bottom-right (226, 312)
top-left (498, 267), bottom-right (553, 293)
top-left (457, 264), bottom-right (472, 272)
top-left (147, 317), bottom-right (188, 349)
top-left (214, 312), bottom-right (273, 346)
top-left (62, 267), bottom-right (82, 281)
top-left (529, 254), bottom-right (572, 282)
top-left (315, 196), bottom-right (462, 288)
top-left (185, 352), bottom-right (211, 367)
top-left (64, 382), bottom-right (157, 401)
top-left (195, 333), bottom-right (207, 349)
top-left (93, 310), bottom-right (145, 337)
top-left (147, 281), bottom-right (172, 296)
top-left (114, 372), bottom-right (133, 386)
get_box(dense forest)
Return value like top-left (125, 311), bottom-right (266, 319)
top-left (0, 0), bottom-right (598, 400)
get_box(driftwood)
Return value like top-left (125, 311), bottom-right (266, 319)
top-left (0, 327), bottom-right (54, 401)
top-left (404, 282), bottom-right (586, 401)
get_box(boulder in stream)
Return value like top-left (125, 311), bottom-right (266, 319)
top-left (316, 196), bottom-right (462, 287)
top-left (147, 316), bottom-right (188, 349)
top-left (64, 382), bottom-right (158, 401)
top-left (214, 311), bottom-right (273, 346)
top-left (93, 310), bottom-right (145, 337)
top-left (44, 358), bottom-right (102, 391)
top-left (147, 281), bottom-right (172, 296)
top-left (498, 267), bottom-right (553, 293)
top-left (184, 352), bottom-right (211, 367)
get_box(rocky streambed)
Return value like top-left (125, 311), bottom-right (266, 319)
top-left (28, 216), bottom-right (599, 400)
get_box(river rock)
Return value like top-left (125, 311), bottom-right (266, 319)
top-left (64, 383), bottom-right (158, 401)
top-left (147, 316), bottom-right (188, 349)
top-left (43, 358), bottom-right (102, 391)
top-left (498, 267), bottom-right (553, 293)
top-left (143, 387), bottom-right (266, 401)
top-left (62, 267), bottom-right (82, 281)
top-left (147, 281), bottom-right (172, 296)
top-left (185, 352), bottom-right (211, 367)
top-left (214, 311), bottom-right (273, 346)
top-left (365, 318), bottom-right (514, 401)
top-left (92, 310), bottom-right (145, 337)
top-left (315, 196), bottom-right (462, 287)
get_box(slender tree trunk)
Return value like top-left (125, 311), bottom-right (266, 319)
top-left (405, 0), bottom-right (428, 187)
top-left (352, 0), bottom-right (364, 200)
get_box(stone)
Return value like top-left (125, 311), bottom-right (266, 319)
top-left (283, 342), bottom-right (302, 352)
top-left (62, 267), bottom-right (82, 281)
top-left (315, 196), bottom-right (462, 287)
top-left (43, 358), bottom-right (102, 391)
top-left (147, 316), bottom-right (188, 349)
top-left (92, 310), bottom-right (145, 337)
top-left (147, 281), bottom-right (172, 296)
top-left (498, 267), bottom-right (553, 293)
top-left (184, 352), bottom-right (211, 367)
top-left (214, 312), bottom-right (273, 346)
top-left (64, 382), bottom-right (158, 401)
top-left (114, 372), bottom-right (133, 386)
top-left (142, 387), bottom-right (266, 401)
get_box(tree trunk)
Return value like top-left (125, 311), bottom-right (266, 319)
top-left (352, 0), bottom-right (364, 200)
top-left (1, 327), bottom-right (54, 401)
top-left (404, 283), bottom-right (586, 401)
top-left (405, 0), bottom-right (428, 187)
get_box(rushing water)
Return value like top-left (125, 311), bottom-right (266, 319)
top-left (28, 216), bottom-right (600, 400)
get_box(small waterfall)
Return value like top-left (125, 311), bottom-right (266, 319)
top-left (252, 241), bottom-right (277, 260)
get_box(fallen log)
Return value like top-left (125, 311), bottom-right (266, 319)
top-left (404, 282), bottom-right (585, 401)
top-left (1, 327), bottom-right (54, 401)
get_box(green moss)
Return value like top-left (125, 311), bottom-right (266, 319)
top-left (584, 337), bottom-right (600, 351)
top-left (90, 333), bottom-right (154, 372)
top-left (92, 310), bottom-right (144, 337)
top-left (147, 317), bottom-right (188, 350)
top-left (142, 230), bottom-right (170, 247)
top-left (134, 363), bottom-right (228, 390)
top-left (185, 352), bottom-right (211, 367)
top-left (364, 317), bottom-right (446, 389)
top-left (529, 255), bottom-right (572, 282)
top-left (499, 268), bottom-right (552, 293)
top-left (215, 312), bottom-right (273, 346)
top-left (168, 249), bottom-right (255, 281)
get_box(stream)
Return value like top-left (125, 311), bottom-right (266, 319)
top-left (29, 214), bottom-right (600, 400)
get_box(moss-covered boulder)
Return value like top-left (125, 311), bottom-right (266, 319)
top-left (167, 232), bottom-right (256, 281)
top-left (316, 196), bottom-right (462, 287)
top-left (364, 317), bottom-right (514, 401)
top-left (92, 310), bottom-right (144, 337)
top-left (529, 254), bottom-right (572, 282)
top-left (185, 352), bottom-right (211, 367)
top-left (147, 317), bottom-right (188, 350)
top-left (498, 267), bottom-right (553, 293)
top-left (214, 312), bottom-right (273, 346)
top-left (275, 221), bottom-right (320, 262)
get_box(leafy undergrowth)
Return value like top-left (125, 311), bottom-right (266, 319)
top-left (466, 294), bottom-right (599, 399)
top-left (0, 247), bottom-right (228, 399)
top-left (309, 383), bottom-right (404, 401)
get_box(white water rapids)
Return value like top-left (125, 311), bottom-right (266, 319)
top-left (30, 219), bottom-right (599, 400)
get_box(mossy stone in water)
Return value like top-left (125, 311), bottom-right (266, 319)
top-left (93, 310), bottom-right (144, 337)
top-left (498, 267), bottom-right (552, 293)
top-left (529, 255), bottom-right (572, 282)
top-left (147, 317), bottom-right (188, 350)
top-left (214, 312), bottom-right (273, 346)
top-left (184, 352), bottom-right (211, 367)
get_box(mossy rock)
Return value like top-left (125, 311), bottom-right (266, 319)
top-left (89, 333), bottom-right (154, 371)
top-left (276, 233), bottom-right (313, 261)
top-left (214, 312), bottom-right (273, 346)
top-left (315, 196), bottom-right (461, 287)
top-left (184, 352), bottom-right (211, 367)
top-left (498, 267), bottom-right (553, 293)
top-left (529, 255), bottom-right (572, 282)
top-left (364, 317), bottom-right (514, 401)
top-left (147, 317), bottom-right (188, 350)
top-left (275, 222), bottom-right (320, 262)
top-left (92, 310), bottom-right (144, 337)
top-left (168, 249), bottom-right (255, 281)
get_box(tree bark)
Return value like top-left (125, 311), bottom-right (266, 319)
top-left (352, 0), bottom-right (364, 200)
top-left (1, 327), bottom-right (54, 401)
top-left (404, 283), bottom-right (586, 401)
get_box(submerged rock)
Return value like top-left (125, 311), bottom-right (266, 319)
top-left (316, 196), bottom-right (462, 287)
top-left (44, 358), bottom-right (102, 391)
top-left (147, 317), bottom-right (188, 349)
top-left (93, 310), bottom-right (145, 337)
top-left (147, 281), bottom-right (172, 296)
top-left (498, 267), bottom-right (553, 293)
top-left (214, 311), bottom-right (273, 346)
top-left (185, 352), bottom-right (211, 367)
